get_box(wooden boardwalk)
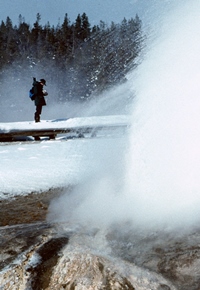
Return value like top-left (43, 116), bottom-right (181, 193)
top-left (0, 116), bottom-right (131, 142)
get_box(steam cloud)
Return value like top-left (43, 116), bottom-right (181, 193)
top-left (123, 0), bottom-right (200, 230)
top-left (48, 1), bottom-right (200, 232)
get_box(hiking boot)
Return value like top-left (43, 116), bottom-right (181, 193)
top-left (34, 114), bottom-right (40, 123)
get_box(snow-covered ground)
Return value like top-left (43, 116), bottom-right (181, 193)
top-left (0, 115), bottom-right (129, 199)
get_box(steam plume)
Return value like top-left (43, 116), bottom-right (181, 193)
top-left (49, 1), bottom-right (200, 232)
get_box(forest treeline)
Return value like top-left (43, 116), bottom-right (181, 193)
top-left (0, 13), bottom-right (144, 102)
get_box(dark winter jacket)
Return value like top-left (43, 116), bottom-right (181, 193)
top-left (34, 82), bottom-right (46, 107)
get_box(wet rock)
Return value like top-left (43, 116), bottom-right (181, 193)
top-left (46, 249), bottom-right (176, 290)
top-left (30, 236), bottom-right (69, 290)
top-left (0, 228), bottom-right (176, 290)
top-left (0, 190), bottom-right (200, 290)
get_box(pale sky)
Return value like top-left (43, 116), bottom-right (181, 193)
top-left (0, 0), bottom-right (179, 27)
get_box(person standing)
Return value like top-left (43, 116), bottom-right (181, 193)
top-left (33, 78), bottom-right (48, 122)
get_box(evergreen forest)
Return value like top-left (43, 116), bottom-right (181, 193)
top-left (0, 13), bottom-right (144, 102)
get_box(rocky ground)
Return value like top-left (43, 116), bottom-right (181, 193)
top-left (0, 188), bottom-right (200, 289)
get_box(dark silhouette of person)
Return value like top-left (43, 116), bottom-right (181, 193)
top-left (33, 78), bottom-right (48, 122)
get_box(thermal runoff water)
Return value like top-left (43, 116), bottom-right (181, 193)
top-left (48, 1), bottom-right (200, 232)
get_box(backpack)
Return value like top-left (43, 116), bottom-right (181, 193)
top-left (29, 87), bottom-right (35, 101)
top-left (29, 77), bottom-right (38, 101)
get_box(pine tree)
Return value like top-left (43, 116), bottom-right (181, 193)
top-left (17, 15), bottom-right (30, 58)
top-left (81, 13), bottom-right (90, 40)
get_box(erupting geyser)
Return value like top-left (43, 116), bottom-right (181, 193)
top-left (123, 0), bottom-right (200, 230)
top-left (49, 1), bottom-right (200, 233)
